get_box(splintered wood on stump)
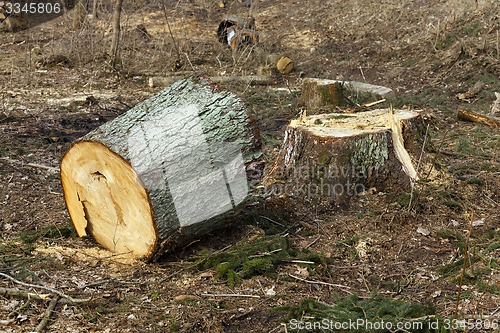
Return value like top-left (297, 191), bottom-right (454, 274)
top-left (264, 108), bottom-right (424, 208)
top-left (60, 78), bottom-right (262, 260)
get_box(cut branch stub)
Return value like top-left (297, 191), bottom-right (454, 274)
top-left (264, 108), bottom-right (425, 208)
top-left (60, 78), bottom-right (262, 260)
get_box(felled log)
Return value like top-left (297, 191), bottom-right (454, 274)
top-left (229, 28), bottom-right (260, 52)
top-left (457, 109), bottom-right (500, 128)
top-left (60, 78), bottom-right (262, 260)
top-left (148, 75), bottom-right (274, 88)
top-left (298, 78), bottom-right (395, 114)
top-left (263, 108), bottom-right (424, 208)
top-left (216, 15), bottom-right (256, 45)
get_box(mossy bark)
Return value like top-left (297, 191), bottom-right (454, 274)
top-left (298, 78), bottom-right (396, 115)
top-left (298, 79), bottom-right (348, 114)
top-left (264, 109), bottom-right (425, 208)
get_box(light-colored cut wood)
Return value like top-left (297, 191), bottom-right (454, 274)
top-left (61, 141), bottom-right (155, 258)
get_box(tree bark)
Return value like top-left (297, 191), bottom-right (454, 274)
top-left (263, 108), bottom-right (425, 208)
top-left (109, 0), bottom-right (124, 69)
top-left (92, 0), bottom-right (98, 19)
top-left (71, 0), bottom-right (87, 30)
top-left (60, 78), bottom-right (262, 260)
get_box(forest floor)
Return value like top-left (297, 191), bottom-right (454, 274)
top-left (0, 0), bottom-right (499, 332)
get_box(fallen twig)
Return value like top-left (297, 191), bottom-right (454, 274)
top-left (259, 215), bottom-right (285, 227)
top-left (248, 248), bottom-right (282, 258)
top-left (201, 293), bottom-right (261, 298)
top-left (268, 324), bottom-right (284, 333)
top-left (8, 298), bottom-right (31, 318)
top-left (457, 109), bottom-right (500, 128)
top-left (306, 235), bottom-right (321, 249)
top-left (0, 286), bottom-right (77, 306)
top-left (363, 99), bottom-right (386, 107)
top-left (288, 260), bottom-right (315, 265)
top-left (0, 158), bottom-right (59, 172)
top-left (34, 296), bottom-right (59, 333)
top-left (0, 286), bottom-right (51, 301)
top-left (288, 274), bottom-right (352, 294)
top-left (0, 273), bottom-right (91, 303)
top-left (25, 163), bottom-right (59, 172)
top-left (0, 158), bottom-right (42, 181)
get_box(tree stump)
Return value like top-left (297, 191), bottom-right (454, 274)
top-left (263, 108), bottom-right (425, 208)
top-left (60, 78), bottom-right (262, 260)
top-left (298, 78), bottom-right (395, 114)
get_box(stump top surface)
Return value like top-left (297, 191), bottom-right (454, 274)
top-left (290, 108), bottom-right (419, 138)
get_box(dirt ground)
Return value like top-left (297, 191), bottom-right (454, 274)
top-left (0, 0), bottom-right (499, 332)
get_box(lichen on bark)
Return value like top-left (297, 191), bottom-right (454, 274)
top-left (349, 133), bottom-right (389, 179)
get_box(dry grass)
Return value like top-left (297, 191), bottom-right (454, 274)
top-left (0, 0), bottom-right (498, 332)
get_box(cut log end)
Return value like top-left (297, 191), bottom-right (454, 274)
top-left (61, 141), bottom-right (157, 259)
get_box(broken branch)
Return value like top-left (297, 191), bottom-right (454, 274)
top-left (288, 274), bottom-right (352, 294)
top-left (457, 109), bottom-right (500, 128)
top-left (0, 286), bottom-right (51, 301)
top-left (34, 296), bottom-right (59, 333)
top-left (201, 293), bottom-right (261, 298)
top-left (0, 272), bottom-right (90, 303)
